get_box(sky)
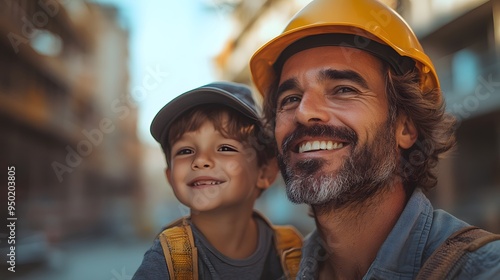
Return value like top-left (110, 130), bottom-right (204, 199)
top-left (92, 0), bottom-right (234, 144)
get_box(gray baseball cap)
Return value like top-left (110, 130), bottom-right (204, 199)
top-left (150, 81), bottom-right (260, 145)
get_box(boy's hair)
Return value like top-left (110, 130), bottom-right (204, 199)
top-left (150, 81), bottom-right (276, 168)
top-left (162, 104), bottom-right (275, 167)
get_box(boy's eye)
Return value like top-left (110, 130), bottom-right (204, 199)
top-left (175, 148), bottom-right (194, 155)
top-left (218, 145), bottom-right (237, 152)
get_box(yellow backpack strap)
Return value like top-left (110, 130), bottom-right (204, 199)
top-left (253, 211), bottom-right (303, 279)
top-left (274, 225), bottom-right (303, 279)
top-left (158, 217), bottom-right (199, 280)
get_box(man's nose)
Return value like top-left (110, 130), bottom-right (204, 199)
top-left (295, 91), bottom-right (330, 124)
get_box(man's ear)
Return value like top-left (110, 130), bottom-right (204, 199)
top-left (396, 115), bottom-right (418, 149)
top-left (256, 158), bottom-right (280, 191)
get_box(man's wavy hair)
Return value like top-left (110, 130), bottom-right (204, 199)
top-left (263, 65), bottom-right (456, 194)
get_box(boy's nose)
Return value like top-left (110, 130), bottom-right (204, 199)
top-left (191, 154), bottom-right (213, 170)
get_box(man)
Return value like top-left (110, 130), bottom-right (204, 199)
top-left (249, 0), bottom-right (500, 279)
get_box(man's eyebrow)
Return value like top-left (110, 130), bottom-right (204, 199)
top-left (276, 78), bottom-right (300, 99)
top-left (319, 69), bottom-right (369, 89)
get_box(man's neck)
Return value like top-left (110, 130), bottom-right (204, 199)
top-left (314, 184), bottom-right (407, 280)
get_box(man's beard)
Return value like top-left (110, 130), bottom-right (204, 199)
top-left (277, 120), bottom-right (399, 209)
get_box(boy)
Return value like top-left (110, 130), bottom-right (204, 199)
top-left (133, 82), bottom-right (302, 280)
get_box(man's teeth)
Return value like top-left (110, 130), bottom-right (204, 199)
top-left (192, 180), bottom-right (222, 186)
top-left (299, 141), bottom-right (344, 153)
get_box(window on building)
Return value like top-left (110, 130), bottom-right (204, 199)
top-left (451, 48), bottom-right (480, 96)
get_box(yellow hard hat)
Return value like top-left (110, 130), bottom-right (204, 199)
top-left (250, 0), bottom-right (439, 98)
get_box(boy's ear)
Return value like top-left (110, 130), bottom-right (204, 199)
top-left (256, 158), bottom-right (279, 190)
top-left (396, 115), bottom-right (418, 149)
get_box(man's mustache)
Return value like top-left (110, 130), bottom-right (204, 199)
top-left (281, 124), bottom-right (358, 153)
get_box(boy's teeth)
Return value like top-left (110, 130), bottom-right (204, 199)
top-left (193, 180), bottom-right (221, 186)
top-left (299, 141), bottom-right (344, 153)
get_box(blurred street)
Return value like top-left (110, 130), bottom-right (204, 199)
top-left (2, 236), bottom-right (151, 280)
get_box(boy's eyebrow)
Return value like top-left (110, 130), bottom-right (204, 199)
top-left (319, 69), bottom-right (369, 88)
top-left (276, 78), bottom-right (300, 100)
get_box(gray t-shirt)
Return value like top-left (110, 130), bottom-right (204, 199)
top-left (132, 216), bottom-right (284, 280)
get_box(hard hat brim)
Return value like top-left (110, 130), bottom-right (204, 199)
top-left (250, 24), bottom-right (440, 98)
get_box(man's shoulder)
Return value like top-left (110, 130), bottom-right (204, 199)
top-left (426, 209), bottom-right (470, 248)
top-left (425, 211), bottom-right (500, 278)
top-left (447, 237), bottom-right (500, 279)
top-left (472, 238), bottom-right (500, 259)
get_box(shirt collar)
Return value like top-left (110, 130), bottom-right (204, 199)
top-left (298, 189), bottom-right (435, 279)
top-left (366, 188), bottom-right (434, 278)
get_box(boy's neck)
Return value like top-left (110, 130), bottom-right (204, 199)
top-left (190, 207), bottom-right (259, 259)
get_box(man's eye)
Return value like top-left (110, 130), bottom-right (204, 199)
top-left (218, 145), bottom-right (237, 152)
top-left (176, 148), bottom-right (193, 155)
top-left (334, 86), bottom-right (358, 95)
top-left (279, 95), bottom-right (301, 110)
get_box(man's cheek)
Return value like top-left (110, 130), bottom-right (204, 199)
top-left (274, 116), bottom-right (289, 149)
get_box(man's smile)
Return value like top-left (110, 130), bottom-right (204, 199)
top-left (280, 124), bottom-right (357, 156)
top-left (298, 140), bottom-right (346, 153)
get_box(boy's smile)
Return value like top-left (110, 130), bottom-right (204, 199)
top-left (187, 176), bottom-right (226, 188)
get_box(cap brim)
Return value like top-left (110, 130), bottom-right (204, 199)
top-left (150, 86), bottom-right (259, 144)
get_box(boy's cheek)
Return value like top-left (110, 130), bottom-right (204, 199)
top-left (226, 160), bottom-right (243, 175)
top-left (242, 147), bottom-right (259, 164)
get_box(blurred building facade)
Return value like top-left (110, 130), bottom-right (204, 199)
top-left (215, 0), bottom-right (500, 233)
top-left (400, 0), bottom-right (500, 233)
top-left (0, 0), bottom-right (143, 253)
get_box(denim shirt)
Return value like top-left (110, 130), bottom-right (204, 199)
top-left (297, 188), bottom-right (500, 279)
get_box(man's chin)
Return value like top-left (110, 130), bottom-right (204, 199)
top-left (284, 173), bottom-right (340, 205)
top-left (285, 187), bottom-right (333, 205)
top-left (285, 186), bottom-right (314, 204)
top-left (281, 157), bottom-right (327, 178)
